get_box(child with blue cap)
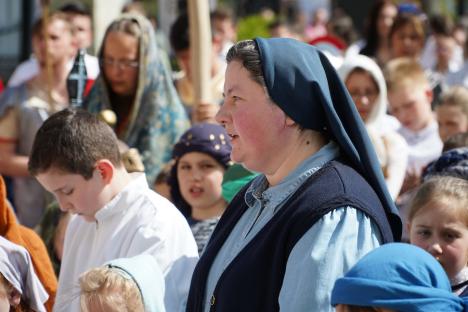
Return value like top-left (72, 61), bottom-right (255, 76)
top-left (331, 243), bottom-right (468, 311)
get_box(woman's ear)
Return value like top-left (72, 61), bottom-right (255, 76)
top-left (95, 159), bottom-right (115, 184)
top-left (284, 115), bottom-right (296, 127)
top-left (8, 288), bottom-right (21, 307)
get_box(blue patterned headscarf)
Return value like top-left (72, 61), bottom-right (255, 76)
top-left (423, 147), bottom-right (468, 181)
top-left (84, 14), bottom-right (189, 184)
top-left (254, 37), bottom-right (401, 240)
top-left (331, 243), bottom-right (468, 311)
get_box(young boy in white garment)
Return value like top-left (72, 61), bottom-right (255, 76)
top-left (28, 108), bottom-right (198, 312)
top-left (385, 57), bottom-right (443, 240)
top-left (385, 57), bottom-right (443, 195)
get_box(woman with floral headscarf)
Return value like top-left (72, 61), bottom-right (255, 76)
top-left (84, 14), bottom-right (189, 185)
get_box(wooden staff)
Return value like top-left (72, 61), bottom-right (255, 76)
top-left (188, 0), bottom-right (212, 124)
top-left (40, 0), bottom-right (54, 111)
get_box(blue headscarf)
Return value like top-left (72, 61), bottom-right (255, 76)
top-left (255, 37), bottom-right (402, 240)
top-left (331, 243), bottom-right (468, 311)
top-left (106, 254), bottom-right (166, 312)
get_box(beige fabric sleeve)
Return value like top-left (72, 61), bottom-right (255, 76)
top-left (0, 107), bottom-right (18, 142)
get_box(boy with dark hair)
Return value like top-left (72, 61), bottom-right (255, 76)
top-left (29, 108), bottom-right (198, 312)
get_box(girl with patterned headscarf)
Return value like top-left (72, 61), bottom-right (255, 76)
top-left (168, 123), bottom-right (232, 253)
top-left (84, 14), bottom-right (189, 185)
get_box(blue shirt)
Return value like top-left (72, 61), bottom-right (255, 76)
top-left (203, 142), bottom-right (383, 311)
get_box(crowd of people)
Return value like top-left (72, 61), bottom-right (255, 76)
top-left (0, 0), bottom-right (466, 311)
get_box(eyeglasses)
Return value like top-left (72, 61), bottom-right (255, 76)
top-left (349, 89), bottom-right (378, 101)
top-left (100, 58), bottom-right (139, 70)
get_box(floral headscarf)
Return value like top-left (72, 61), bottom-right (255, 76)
top-left (84, 14), bottom-right (189, 184)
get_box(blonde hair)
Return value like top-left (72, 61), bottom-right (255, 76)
top-left (439, 86), bottom-right (468, 117)
top-left (79, 267), bottom-right (144, 312)
top-left (384, 57), bottom-right (429, 92)
top-left (105, 17), bottom-right (142, 40)
top-left (408, 176), bottom-right (468, 226)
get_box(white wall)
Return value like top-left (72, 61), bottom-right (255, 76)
top-left (92, 0), bottom-right (130, 54)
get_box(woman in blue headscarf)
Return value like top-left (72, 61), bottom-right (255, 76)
top-left (332, 243), bottom-right (468, 311)
top-left (186, 38), bottom-right (402, 312)
top-left (84, 14), bottom-right (189, 185)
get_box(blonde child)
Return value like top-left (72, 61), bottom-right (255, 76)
top-left (436, 86), bottom-right (468, 143)
top-left (80, 254), bottom-right (165, 312)
top-left (407, 176), bottom-right (468, 296)
top-left (385, 57), bottom-right (443, 195)
top-left (168, 123), bottom-right (232, 254)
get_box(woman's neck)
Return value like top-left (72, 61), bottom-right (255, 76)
top-left (109, 92), bottom-right (135, 133)
top-left (376, 39), bottom-right (391, 64)
top-left (191, 198), bottom-right (226, 221)
top-left (266, 130), bottom-right (328, 186)
top-left (436, 59), bottom-right (449, 73)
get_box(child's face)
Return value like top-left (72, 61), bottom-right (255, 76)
top-left (390, 24), bottom-right (424, 59)
top-left (345, 71), bottom-right (379, 122)
top-left (36, 168), bottom-right (107, 222)
top-left (388, 84), bottom-right (433, 132)
top-left (436, 105), bottom-right (468, 142)
top-left (177, 152), bottom-right (225, 213)
top-left (409, 200), bottom-right (468, 279)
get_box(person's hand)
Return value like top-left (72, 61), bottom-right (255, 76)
top-left (193, 101), bottom-right (219, 124)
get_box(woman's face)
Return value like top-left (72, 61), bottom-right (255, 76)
top-left (377, 3), bottom-right (397, 38)
top-left (391, 23), bottom-right (424, 59)
top-left (102, 31), bottom-right (139, 96)
top-left (345, 70), bottom-right (379, 122)
top-left (216, 60), bottom-right (291, 174)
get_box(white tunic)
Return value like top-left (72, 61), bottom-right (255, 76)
top-left (397, 120), bottom-right (443, 175)
top-left (53, 173), bottom-right (198, 312)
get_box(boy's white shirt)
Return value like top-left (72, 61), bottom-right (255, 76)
top-left (53, 172), bottom-right (199, 312)
top-left (397, 119), bottom-right (443, 174)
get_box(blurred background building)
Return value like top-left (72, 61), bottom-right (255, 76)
top-left (0, 0), bottom-right (467, 82)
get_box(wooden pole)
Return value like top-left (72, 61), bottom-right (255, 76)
top-left (187, 0), bottom-right (212, 124)
top-left (40, 0), bottom-right (54, 111)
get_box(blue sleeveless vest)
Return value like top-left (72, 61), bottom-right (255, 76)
top-left (187, 160), bottom-right (394, 312)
